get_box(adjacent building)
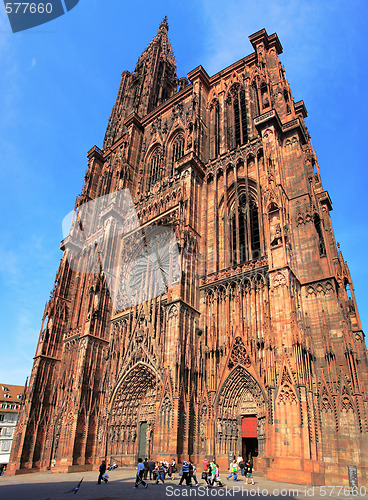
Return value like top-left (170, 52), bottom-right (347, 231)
top-left (0, 385), bottom-right (24, 466)
top-left (9, 19), bottom-right (368, 486)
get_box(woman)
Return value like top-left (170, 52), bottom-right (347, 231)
top-left (214, 464), bottom-right (223, 487)
top-left (169, 459), bottom-right (177, 480)
top-left (155, 462), bottom-right (166, 484)
top-left (208, 460), bottom-right (217, 486)
top-left (245, 459), bottom-right (255, 485)
top-left (227, 460), bottom-right (239, 481)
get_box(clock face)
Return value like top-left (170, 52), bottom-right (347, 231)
top-left (124, 226), bottom-right (181, 307)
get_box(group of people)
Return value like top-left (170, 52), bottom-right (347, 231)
top-left (135, 458), bottom-right (178, 487)
top-left (134, 455), bottom-right (254, 488)
top-left (227, 456), bottom-right (254, 484)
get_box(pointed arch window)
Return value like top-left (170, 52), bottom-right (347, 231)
top-left (147, 148), bottom-right (162, 191)
top-left (210, 100), bottom-right (220, 159)
top-left (251, 81), bottom-right (260, 117)
top-left (230, 192), bottom-right (260, 264)
top-left (170, 134), bottom-right (185, 176)
top-left (226, 84), bottom-right (248, 150)
top-left (314, 213), bottom-right (326, 256)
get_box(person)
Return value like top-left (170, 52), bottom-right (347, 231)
top-left (155, 462), bottom-right (165, 484)
top-left (148, 459), bottom-right (155, 480)
top-left (245, 459), bottom-right (255, 485)
top-left (97, 460), bottom-right (107, 485)
top-left (168, 459), bottom-right (177, 480)
top-left (143, 458), bottom-right (149, 480)
top-left (208, 460), bottom-right (216, 486)
top-left (239, 458), bottom-right (245, 476)
top-left (178, 460), bottom-right (191, 486)
top-left (202, 458), bottom-right (210, 486)
top-left (227, 460), bottom-right (239, 481)
top-left (214, 464), bottom-right (223, 487)
top-left (134, 458), bottom-right (148, 488)
top-left (0, 464), bottom-right (4, 476)
top-left (189, 462), bottom-right (199, 486)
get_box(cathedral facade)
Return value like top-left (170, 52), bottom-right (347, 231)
top-left (9, 19), bottom-right (368, 486)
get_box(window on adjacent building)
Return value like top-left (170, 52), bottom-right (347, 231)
top-left (1, 403), bottom-right (7, 409)
top-left (1, 441), bottom-right (10, 451)
top-left (2, 387), bottom-right (8, 392)
top-left (4, 393), bottom-right (10, 398)
top-left (10, 404), bottom-right (16, 410)
top-left (0, 415), bottom-right (4, 422)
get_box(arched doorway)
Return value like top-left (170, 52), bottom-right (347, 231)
top-left (215, 365), bottom-right (266, 469)
top-left (107, 363), bottom-right (159, 463)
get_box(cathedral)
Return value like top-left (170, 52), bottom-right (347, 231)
top-left (9, 19), bottom-right (368, 486)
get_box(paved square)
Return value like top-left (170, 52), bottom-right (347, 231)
top-left (0, 468), bottom-right (357, 500)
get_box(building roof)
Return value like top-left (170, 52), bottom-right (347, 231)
top-left (0, 384), bottom-right (24, 406)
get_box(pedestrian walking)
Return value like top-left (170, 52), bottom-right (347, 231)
top-left (168, 459), bottom-right (177, 479)
top-left (239, 459), bottom-right (245, 476)
top-left (155, 462), bottom-right (166, 484)
top-left (134, 458), bottom-right (148, 488)
top-left (227, 460), bottom-right (239, 481)
top-left (209, 460), bottom-right (216, 485)
top-left (97, 460), bottom-right (108, 485)
top-left (245, 459), bottom-right (255, 485)
top-left (178, 460), bottom-right (191, 486)
top-left (202, 458), bottom-right (210, 486)
top-left (190, 462), bottom-right (199, 486)
top-left (214, 464), bottom-right (223, 486)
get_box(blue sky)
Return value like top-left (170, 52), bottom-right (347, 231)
top-left (0, 0), bottom-right (367, 385)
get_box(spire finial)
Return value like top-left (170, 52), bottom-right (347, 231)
top-left (159, 16), bottom-right (169, 33)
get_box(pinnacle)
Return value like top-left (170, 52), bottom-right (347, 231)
top-left (135, 16), bottom-right (176, 70)
top-left (159, 16), bottom-right (169, 33)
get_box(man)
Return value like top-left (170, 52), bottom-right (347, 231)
top-left (134, 458), bottom-right (148, 488)
top-left (143, 458), bottom-right (149, 480)
top-left (148, 458), bottom-right (155, 480)
top-left (97, 460), bottom-right (107, 485)
top-left (202, 458), bottom-right (210, 486)
top-left (178, 460), bottom-right (191, 486)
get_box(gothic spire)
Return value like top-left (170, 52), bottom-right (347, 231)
top-left (103, 17), bottom-right (177, 148)
top-left (135, 16), bottom-right (176, 72)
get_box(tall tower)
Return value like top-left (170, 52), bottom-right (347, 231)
top-left (9, 22), bottom-right (368, 487)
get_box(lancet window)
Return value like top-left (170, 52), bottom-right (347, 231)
top-left (210, 100), bottom-right (220, 159)
top-left (314, 213), bottom-right (326, 256)
top-left (169, 134), bottom-right (185, 176)
top-left (230, 192), bottom-right (260, 264)
top-left (147, 147), bottom-right (162, 191)
top-left (226, 84), bottom-right (248, 150)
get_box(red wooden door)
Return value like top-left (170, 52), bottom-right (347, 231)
top-left (241, 416), bottom-right (257, 438)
